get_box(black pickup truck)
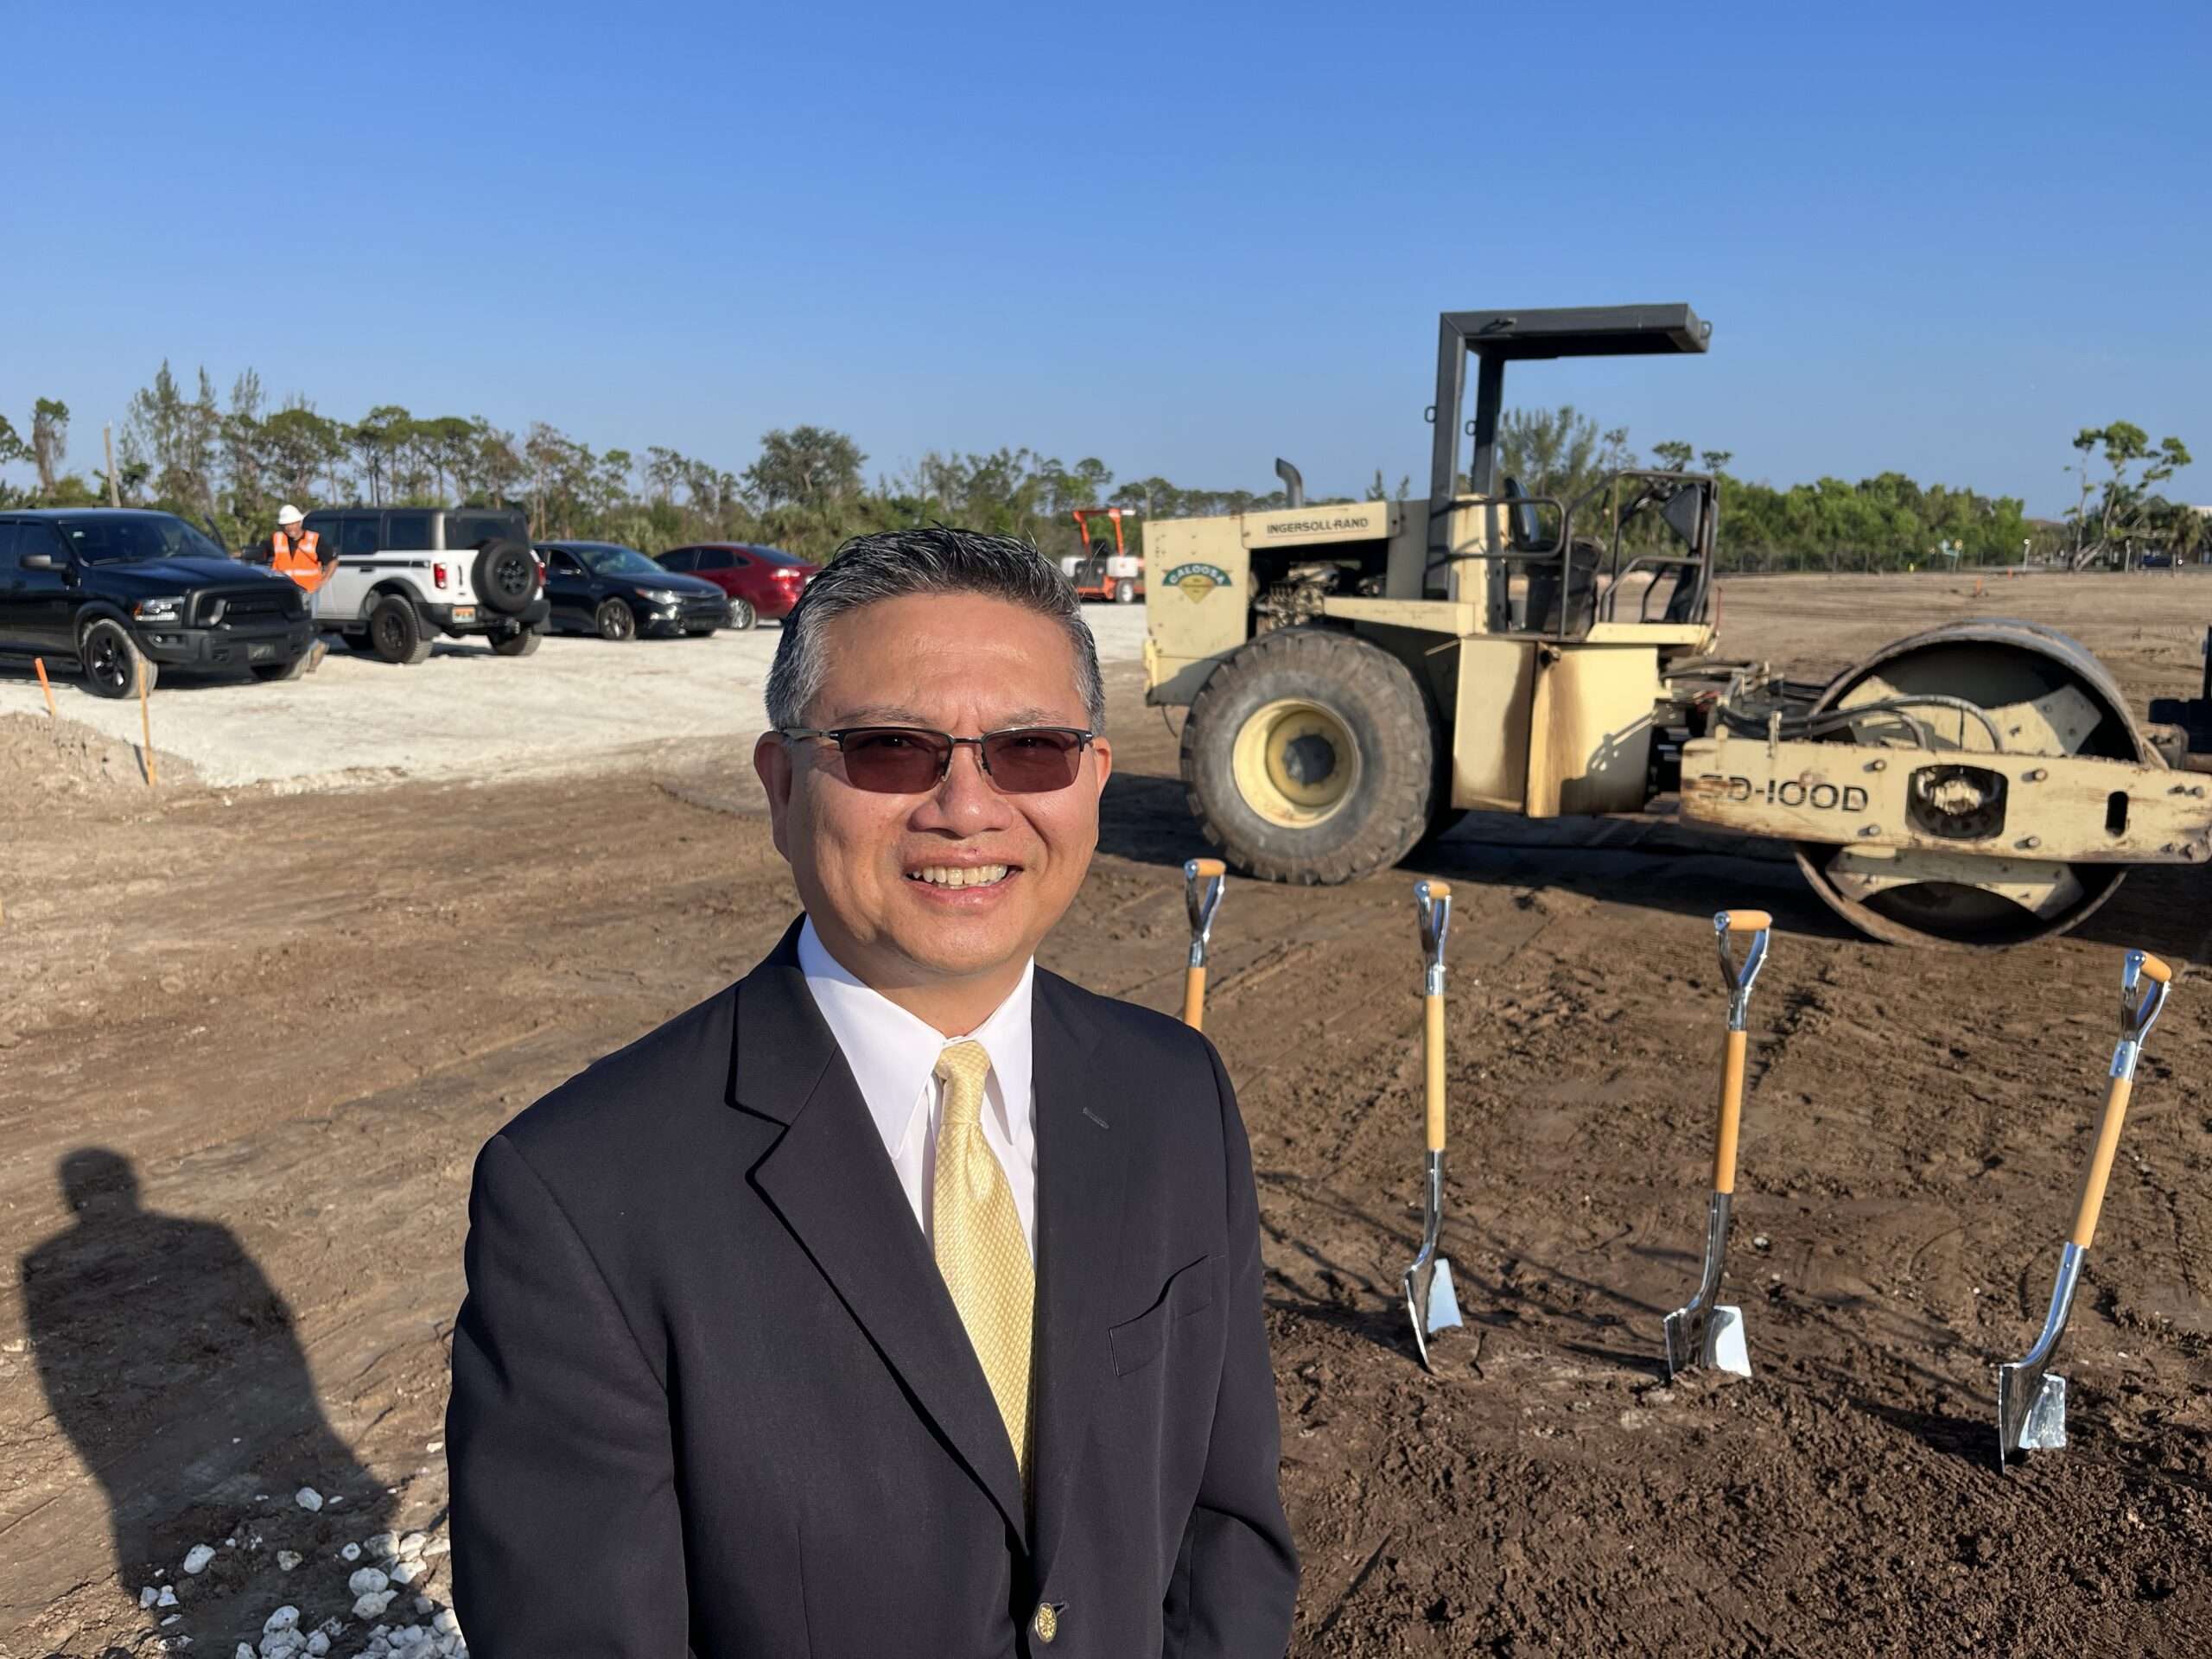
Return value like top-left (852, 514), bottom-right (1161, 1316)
top-left (0, 509), bottom-right (315, 696)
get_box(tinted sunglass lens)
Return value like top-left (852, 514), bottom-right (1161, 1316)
top-left (982, 731), bottom-right (1084, 792)
top-left (839, 729), bottom-right (950, 792)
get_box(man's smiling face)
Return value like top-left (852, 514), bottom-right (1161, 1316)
top-left (756, 591), bottom-right (1111, 1025)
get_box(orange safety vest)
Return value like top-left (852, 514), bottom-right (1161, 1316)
top-left (271, 528), bottom-right (324, 592)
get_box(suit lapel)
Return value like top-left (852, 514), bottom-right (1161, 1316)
top-left (733, 925), bottom-right (1028, 1546)
top-left (1027, 970), bottom-right (1130, 1586)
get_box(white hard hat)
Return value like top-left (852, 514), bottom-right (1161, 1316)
top-left (276, 504), bottom-right (304, 527)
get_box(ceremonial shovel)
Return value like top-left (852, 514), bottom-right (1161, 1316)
top-left (1997, 949), bottom-right (2174, 1469)
top-left (1402, 879), bottom-right (1463, 1370)
top-left (1180, 859), bottom-right (1227, 1029)
top-left (1663, 908), bottom-right (1771, 1381)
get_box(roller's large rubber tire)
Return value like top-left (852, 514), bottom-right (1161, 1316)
top-left (369, 595), bottom-right (434, 665)
top-left (80, 618), bottom-right (152, 699)
top-left (471, 539), bottom-right (537, 616)
top-left (491, 626), bottom-right (543, 658)
top-left (1180, 626), bottom-right (1441, 885)
top-left (1114, 579), bottom-right (1137, 605)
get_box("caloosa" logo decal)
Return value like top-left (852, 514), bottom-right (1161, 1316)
top-left (1165, 563), bottom-right (1233, 602)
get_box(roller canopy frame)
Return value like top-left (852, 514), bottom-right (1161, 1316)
top-left (1426, 304), bottom-right (1713, 571)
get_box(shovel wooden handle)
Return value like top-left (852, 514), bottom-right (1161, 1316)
top-left (2135, 953), bottom-right (2172, 983)
top-left (1187, 858), bottom-right (1226, 880)
top-left (2069, 1074), bottom-right (2133, 1249)
top-left (1182, 964), bottom-right (1208, 1031)
top-left (1721, 910), bottom-right (1771, 933)
top-left (1713, 1028), bottom-right (1747, 1194)
top-left (1424, 992), bottom-right (1446, 1153)
top-left (1418, 879), bottom-right (1451, 1153)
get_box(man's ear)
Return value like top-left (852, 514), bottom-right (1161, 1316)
top-left (753, 733), bottom-right (794, 859)
top-left (1089, 734), bottom-right (1114, 796)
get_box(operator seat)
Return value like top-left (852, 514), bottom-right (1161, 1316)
top-left (1657, 482), bottom-right (1713, 624)
top-left (1508, 476), bottom-right (1599, 638)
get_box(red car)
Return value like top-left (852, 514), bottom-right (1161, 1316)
top-left (655, 543), bottom-right (820, 629)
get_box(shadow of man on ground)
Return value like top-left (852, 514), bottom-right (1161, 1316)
top-left (21, 1148), bottom-right (397, 1635)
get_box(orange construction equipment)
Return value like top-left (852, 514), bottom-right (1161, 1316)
top-left (1060, 507), bottom-right (1143, 604)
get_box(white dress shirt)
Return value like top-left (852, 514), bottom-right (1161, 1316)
top-left (797, 918), bottom-right (1038, 1259)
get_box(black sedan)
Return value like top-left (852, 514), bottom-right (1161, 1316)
top-left (534, 542), bottom-right (734, 641)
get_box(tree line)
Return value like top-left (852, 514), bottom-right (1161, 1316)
top-left (1495, 406), bottom-right (2202, 573)
top-left (1, 363), bottom-right (2197, 573)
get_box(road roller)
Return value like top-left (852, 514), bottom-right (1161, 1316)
top-left (1141, 304), bottom-right (2212, 947)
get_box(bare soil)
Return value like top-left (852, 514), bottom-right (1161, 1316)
top-left (3, 572), bottom-right (2209, 1656)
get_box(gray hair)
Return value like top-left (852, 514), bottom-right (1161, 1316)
top-left (765, 527), bottom-right (1107, 732)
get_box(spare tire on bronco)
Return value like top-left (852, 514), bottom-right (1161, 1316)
top-left (472, 539), bottom-right (537, 616)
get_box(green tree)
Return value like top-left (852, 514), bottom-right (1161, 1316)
top-left (744, 425), bottom-right (865, 510)
top-left (2068, 422), bottom-right (2193, 565)
top-left (220, 372), bottom-right (267, 534)
top-left (125, 361), bottom-right (224, 517)
top-left (350, 405), bottom-right (414, 505)
top-left (259, 404), bottom-right (349, 505)
top-left (1497, 405), bottom-right (1632, 507)
top-left (30, 398), bottom-right (69, 496)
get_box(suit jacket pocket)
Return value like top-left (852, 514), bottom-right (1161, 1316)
top-left (1108, 1254), bottom-right (1214, 1376)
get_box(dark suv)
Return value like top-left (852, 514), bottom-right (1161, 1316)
top-left (0, 509), bottom-right (314, 696)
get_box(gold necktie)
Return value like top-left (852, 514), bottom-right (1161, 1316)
top-left (932, 1039), bottom-right (1033, 1473)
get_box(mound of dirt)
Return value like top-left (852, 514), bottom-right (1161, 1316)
top-left (0, 711), bottom-right (183, 809)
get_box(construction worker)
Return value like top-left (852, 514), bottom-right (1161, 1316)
top-left (251, 505), bottom-right (337, 670)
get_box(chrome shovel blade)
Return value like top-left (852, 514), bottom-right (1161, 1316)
top-left (1662, 1305), bottom-right (1694, 1379)
top-left (1662, 1300), bottom-right (1751, 1380)
top-left (1996, 1243), bottom-right (2085, 1470)
top-left (1997, 1365), bottom-right (2069, 1463)
top-left (1663, 1192), bottom-right (1747, 1379)
top-left (1707, 1304), bottom-right (1751, 1377)
top-left (1427, 1255), bottom-right (1463, 1337)
top-left (1402, 1255), bottom-right (1462, 1371)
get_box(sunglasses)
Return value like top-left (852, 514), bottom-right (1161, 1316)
top-left (780, 725), bottom-right (1095, 795)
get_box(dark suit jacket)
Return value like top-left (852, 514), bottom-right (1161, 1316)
top-left (447, 919), bottom-right (1298, 1656)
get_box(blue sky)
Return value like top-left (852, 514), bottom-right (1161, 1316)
top-left (7, 0), bottom-right (2205, 514)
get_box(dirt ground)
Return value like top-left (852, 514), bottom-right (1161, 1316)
top-left (3, 571), bottom-right (2209, 1656)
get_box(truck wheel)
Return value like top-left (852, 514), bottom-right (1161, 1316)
top-left (1181, 626), bottom-right (1441, 885)
top-left (490, 626), bottom-right (543, 658)
top-left (81, 618), bottom-right (153, 699)
top-left (1114, 579), bottom-right (1137, 604)
top-left (596, 599), bottom-right (637, 642)
top-left (471, 539), bottom-right (537, 616)
top-left (369, 595), bottom-right (434, 665)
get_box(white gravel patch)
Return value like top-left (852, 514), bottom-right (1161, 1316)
top-left (0, 605), bottom-right (1150, 792)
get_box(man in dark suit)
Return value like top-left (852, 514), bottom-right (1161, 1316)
top-left (448, 527), bottom-right (1298, 1656)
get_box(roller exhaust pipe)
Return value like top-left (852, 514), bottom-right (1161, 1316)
top-left (1274, 458), bottom-right (1305, 509)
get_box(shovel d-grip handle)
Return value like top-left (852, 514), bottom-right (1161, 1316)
top-left (1416, 880), bottom-right (1452, 1154)
top-left (2069, 950), bottom-right (2175, 1249)
top-left (1710, 910), bottom-right (1770, 1195)
top-left (1180, 859), bottom-right (1228, 1029)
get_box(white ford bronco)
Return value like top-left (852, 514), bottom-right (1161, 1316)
top-left (297, 506), bottom-right (550, 664)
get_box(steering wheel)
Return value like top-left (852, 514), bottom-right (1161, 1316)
top-left (1615, 474), bottom-right (1681, 529)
